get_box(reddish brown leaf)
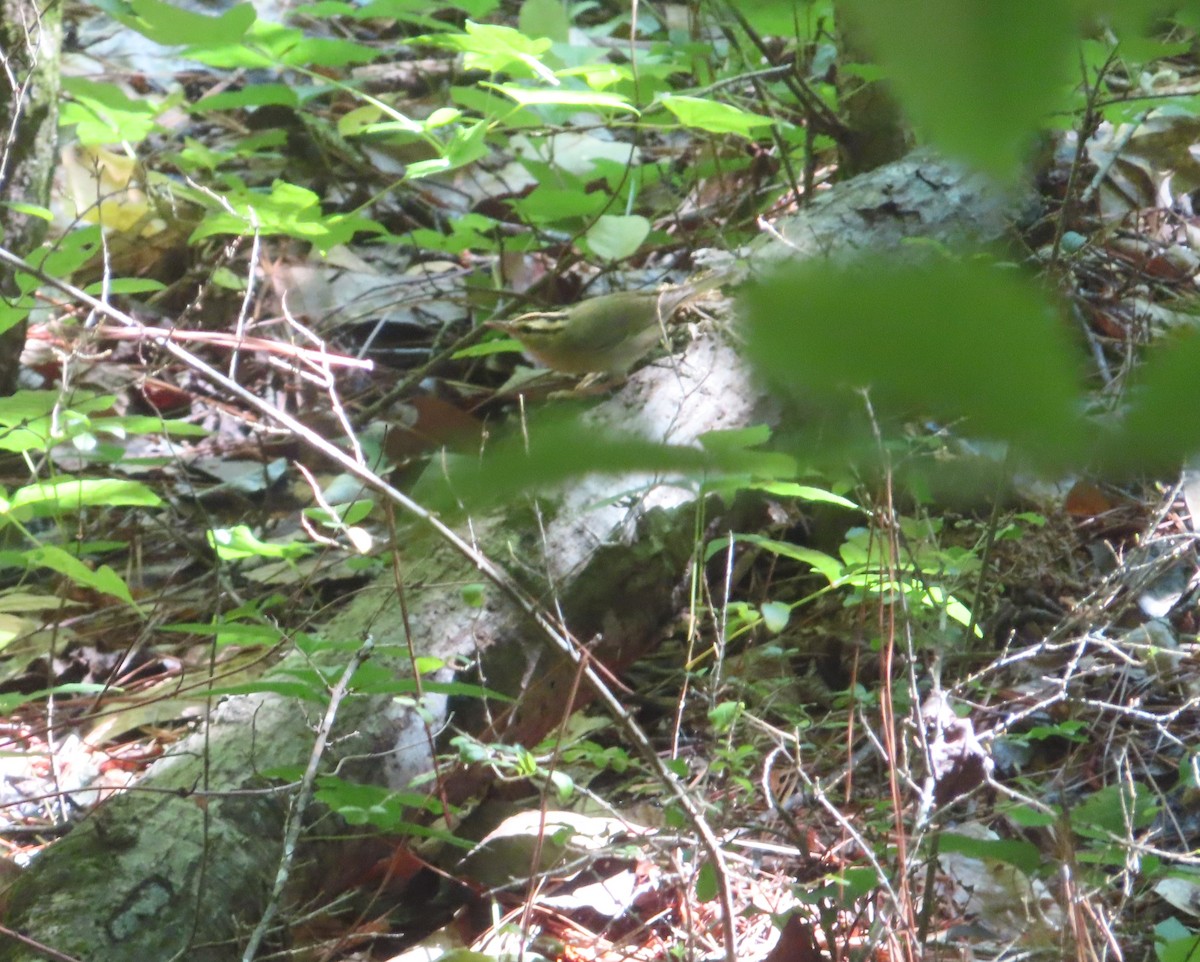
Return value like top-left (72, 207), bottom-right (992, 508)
top-left (1064, 480), bottom-right (1117, 518)
top-left (764, 914), bottom-right (822, 962)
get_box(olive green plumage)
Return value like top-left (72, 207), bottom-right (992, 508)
top-left (488, 276), bottom-right (720, 375)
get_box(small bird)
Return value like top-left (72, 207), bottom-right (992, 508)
top-left (487, 276), bottom-right (721, 376)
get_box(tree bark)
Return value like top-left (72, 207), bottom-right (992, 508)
top-left (833, 0), bottom-right (910, 177)
top-left (0, 0), bottom-right (61, 395)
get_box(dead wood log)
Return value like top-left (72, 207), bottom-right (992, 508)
top-left (0, 150), bottom-right (1028, 962)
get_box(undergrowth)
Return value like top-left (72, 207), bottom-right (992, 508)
top-left (1, 2), bottom-right (1200, 961)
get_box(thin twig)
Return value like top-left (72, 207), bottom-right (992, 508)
top-left (240, 636), bottom-right (375, 961)
top-left (86, 322), bottom-right (373, 369)
top-left (0, 924), bottom-right (85, 962)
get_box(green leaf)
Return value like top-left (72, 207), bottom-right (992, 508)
top-left (0, 591), bottom-right (75, 614)
top-left (695, 860), bottom-right (718, 902)
top-left (9, 478), bottom-right (162, 516)
top-left (1072, 783), bottom-right (1157, 839)
top-left (585, 215), bottom-right (650, 262)
top-left (40, 226), bottom-right (103, 279)
top-left (412, 212), bottom-right (501, 253)
top-left (441, 119), bottom-right (492, 171)
top-left (180, 20), bottom-right (296, 68)
top-left (422, 412), bottom-right (795, 511)
top-left (302, 0), bottom-right (492, 28)
top-left (212, 266), bottom-right (248, 291)
top-left (1103, 329), bottom-right (1200, 473)
top-left (92, 415), bottom-right (209, 438)
top-left (708, 700), bottom-right (743, 732)
top-left (412, 656), bottom-right (444, 675)
top-left (345, 664), bottom-right (512, 702)
top-left (0, 683), bottom-right (114, 715)
top-left (450, 82), bottom-right (541, 126)
top-left (484, 83), bottom-right (638, 113)
top-left (0, 301), bottom-right (29, 339)
top-left (304, 499), bottom-right (374, 527)
top-left (841, 0), bottom-right (1074, 178)
top-left (515, 186), bottom-right (609, 224)
top-left (1157, 926), bottom-right (1200, 962)
top-left (1003, 804), bottom-right (1057, 828)
top-left (313, 776), bottom-right (459, 836)
top-left (207, 526), bottom-right (313, 562)
top-left (83, 278), bottom-right (166, 297)
top-left (549, 769), bottom-right (574, 802)
top-left (454, 338), bottom-right (524, 360)
top-left (1, 202), bottom-right (52, 221)
top-left (419, 21), bottom-right (554, 78)
top-left (61, 77), bottom-right (162, 144)
top-left (918, 584), bottom-right (978, 635)
top-left (0, 391), bottom-right (109, 453)
top-left (741, 258), bottom-right (1086, 467)
top-left (1025, 719), bottom-right (1087, 742)
top-left (190, 84), bottom-right (298, 112)
top-left (697, 425), bottom-right (774, 451)
top-left (1157, 917), bottom-right (1193, 948)
top-left (749, 482), bottom-right (860, 510)
top-left (189, 180), bottom-right (383, 250)
top-left (519, 0), bottom-right (570, 42)
top-left (205, 680), bottom-right (327, 700)
top-left (164, 620), bottom-right (283, 647)
top-left (125, 0), bottom-right (255, 46)
top-left (185, 21), bottom-right (380, 69)
top-left (558, 61), bottom-right (647, 92)
top-left (272, 36), bottom-right (382, 68)
top-left (759, 601), bottom-right (790, 633)
top-left (27, 546), bottom-right (139, 609)
top-left (706, 534), bottom-right (845, 584)
top-left (658, 95), bottom-right (774, 138)
top-left (738, 0), bottom-right (829, 36)
top-left (939, 832), bottom-right (1042, 874)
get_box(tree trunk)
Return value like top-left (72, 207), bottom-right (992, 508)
top-left (833, 0), bottom-right (910, 177)
top-left (0, 0), bottom-right (61, 395)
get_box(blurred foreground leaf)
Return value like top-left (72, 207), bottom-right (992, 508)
top-left (1101, 328), bottom-right (1200, 474)
top-left (842, 0), bottom-right (1076, 178)
top-left (740, 258), bottom-right (1087, 468)
top-left (423, 411), bottom-right (796, 512)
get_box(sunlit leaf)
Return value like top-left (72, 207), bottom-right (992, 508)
top-left (207, 526), bottom-right (313, 562)
top-left (125, 0), bottom-right (255, 46)
top-left (585, 215), bottom-right (650, 261)
top-left (760, 601), bottom-right (791, 633)
top-left (484, 83), bottom-right (638, 113)
top-left (27, 546), bottom-right (140, 609)
top-left (61, 78), bottom-right (162, 144)
top-left (519, 0), bottom-right (569, 42)
top-left (9, 478), bottom-right (162, 515)
top-left (706, 534), bottom-right (844, 584)
top-left (659, 94), bottom-right (774, 137)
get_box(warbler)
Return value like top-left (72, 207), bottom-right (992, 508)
top-left (487, 276), bottom-right (721, 375)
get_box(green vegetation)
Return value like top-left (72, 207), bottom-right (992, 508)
top-left (2, 0), bottom-right (1200, 959)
